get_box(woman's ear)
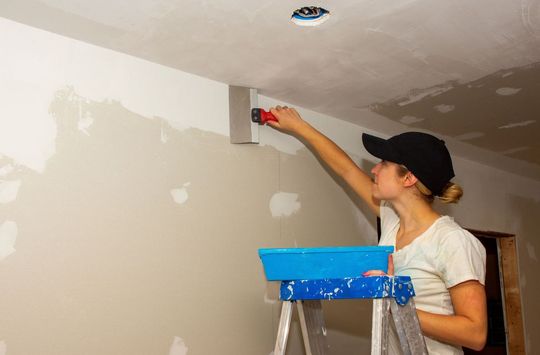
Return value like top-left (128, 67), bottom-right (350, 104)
top-left (403, 171), bottom-right (418, 187)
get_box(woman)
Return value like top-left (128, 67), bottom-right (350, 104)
top-left (267, 106), bottom-right (487, 354)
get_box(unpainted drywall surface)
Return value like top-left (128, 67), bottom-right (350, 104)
top-left (0, 19), bottom-right (376, 355)
top-left (1, 17), bottom-right (540, 355)
top-left (371, 62), bottom-right (540, 165)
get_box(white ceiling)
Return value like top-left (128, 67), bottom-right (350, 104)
top-left (1, 0), bottom-right (540, 178)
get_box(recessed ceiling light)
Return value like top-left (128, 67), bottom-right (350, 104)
top-left (291, 7), bottom-right (330, 27)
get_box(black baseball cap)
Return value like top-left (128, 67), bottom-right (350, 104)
top-left (362, 132), bottom-right (455, 196)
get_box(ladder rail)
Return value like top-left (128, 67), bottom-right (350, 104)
top-left (390, 297), bottom-right (428, 355)
top-left (274, 276), bottom-right (427, 355)
top-left (298, 300), bottom-right (329, 355)
top-left (371, 298), bottom-right (390, 355)
top-left (274, 301), bottom-right (294, 355)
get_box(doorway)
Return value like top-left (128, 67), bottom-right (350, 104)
top-left (464, 230), bottom-right (526, 355)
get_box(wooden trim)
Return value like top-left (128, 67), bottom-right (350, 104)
top-left (467, 229), bottom-right (526, 354)
top-left (467, 229), bottom-right (514, 239)
top-left (498, 237), bottom-right (526, 354)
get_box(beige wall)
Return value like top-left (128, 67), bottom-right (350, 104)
top-left (0, 19), bottom-right (378, 355)
top-left (0, 85), bottom-right (377, 354)
top-left (1, 18), bottom-right (539, 355)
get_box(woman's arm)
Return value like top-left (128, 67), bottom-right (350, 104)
top-left (417, 280), bottom-right (488, 351)
top-left (364, 258), bottom-right (488, 351)
top-left (268, 106), bottom-right (380, 216)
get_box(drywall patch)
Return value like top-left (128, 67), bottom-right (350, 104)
top-left (171, 183), bottom-right (191, 205)
top-left (0, 340), bottom-right (6, 355)
top-left (0, 164), bottom-right (15, 177)
top-left (397, 86), bottom-right (453, 106)
top-left (161, 124), bottom-right (169, 143)
top-left (0, 18), bottom-right (229, 173)
top-left (496, 87), bottom-right (522, 96)
top-left (434, 104), bottom-right (455, 114)
top-left (455, 132), bottom-right (484, 141)
top-left (526, 242), bottom-right (537, 262)
top-left (269, 192), bottom-right (301, 218)
top-left (399, 116), bottom-right (424, 125)
top-left (0, 220), bottom-right (18, 261)
top-left (0, 180), bottom-right (21, 204)
top-left (264, 282), bottom-right (279, 304)
top-left (169, 336), bottom-right (188, 355)
top-left (498, 120), bottom-right (536, 129)
top-left (78, 112), bottom-right (94, 136)
top-left (264, 292), bottom-right (278, 305)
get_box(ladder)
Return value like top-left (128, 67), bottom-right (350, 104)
top-left (273, 275), bottom-right (428, 355)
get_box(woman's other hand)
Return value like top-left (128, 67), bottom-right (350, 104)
top-left (362, 254), bottom-right (394, 276)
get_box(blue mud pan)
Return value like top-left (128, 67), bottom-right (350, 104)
top-left (258, 246), bottom-right (394, 281)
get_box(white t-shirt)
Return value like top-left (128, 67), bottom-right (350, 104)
top-left (378, 200), bottom-right (486, 355)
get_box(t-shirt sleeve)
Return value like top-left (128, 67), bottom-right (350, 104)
top-left (436, 230), bottom-right (487, 288)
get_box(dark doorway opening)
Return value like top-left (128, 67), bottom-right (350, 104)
top-left (464, 235), bottom-right (506, 355)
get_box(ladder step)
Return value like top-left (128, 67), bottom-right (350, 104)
top-left (281, 276), bottom-right (415, 303)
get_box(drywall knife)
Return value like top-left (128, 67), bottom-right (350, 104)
top-left (251, 108), bottom-right (278, 125)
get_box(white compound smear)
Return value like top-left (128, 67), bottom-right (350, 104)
top-left (269, 192), bottom-right (301, 218)
top-left (0, 180), bottom-right (21, 204)
top-left (169, 336), bottom-right (188, 355)
top-left (171, 183), bottom-right (191, 205)
top-left (0, 221), bottom-right (18, 261)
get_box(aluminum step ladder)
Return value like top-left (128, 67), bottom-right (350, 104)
top-left (273, 276), bottom-right (428, 355)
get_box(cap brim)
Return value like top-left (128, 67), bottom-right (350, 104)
top-left (362, 133), bottom-right (401, 163)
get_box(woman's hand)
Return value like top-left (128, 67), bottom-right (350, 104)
top-left (362, 254), bottom-right (394, 276)
top-left (267, 106), bottom-right (310, 135)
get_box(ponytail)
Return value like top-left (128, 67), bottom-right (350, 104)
top-left (397, 164), bottom-right (463, 204)
top-left (437, 182), bottom-right (463, 204)
top-left (416, 180), bottom-right (463, 204)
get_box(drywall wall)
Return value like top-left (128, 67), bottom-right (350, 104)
top-left (1, 17), bottom-right (539, 355)
top-left (0, 17), bottom-right (377, 355)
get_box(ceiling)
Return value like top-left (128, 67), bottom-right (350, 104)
top-left (1, 0), bottom-right (540, 177)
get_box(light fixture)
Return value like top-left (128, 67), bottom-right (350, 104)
top-left (291, 7), bottom-right (330, 27)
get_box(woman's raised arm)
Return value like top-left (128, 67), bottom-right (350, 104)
top-left (268, 106), bottom-right (380, 217)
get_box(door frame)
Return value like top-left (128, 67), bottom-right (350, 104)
top-left (467, 229), bottom-right (525, 355)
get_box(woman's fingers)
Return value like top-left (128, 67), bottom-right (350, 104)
top-left (362, 271), bottom-right (385, 276)
top-left (388, 254), bottom-right (394, 276)
top-left (266, 120), bottom-right (280, 129)
top-left (268, 106), bottom-right (304, 133)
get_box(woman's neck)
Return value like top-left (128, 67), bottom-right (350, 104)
top-left (391, 196), bottom-right (441, 233)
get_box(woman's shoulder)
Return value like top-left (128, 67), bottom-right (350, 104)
top-left (430, 216), bottom-right (486, 253)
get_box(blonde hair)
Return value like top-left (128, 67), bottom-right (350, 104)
top-left (397, 165), bottom-right (463, 204)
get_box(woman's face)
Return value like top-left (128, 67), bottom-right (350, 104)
top-left (370, 160), bottom-right (404, 200)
